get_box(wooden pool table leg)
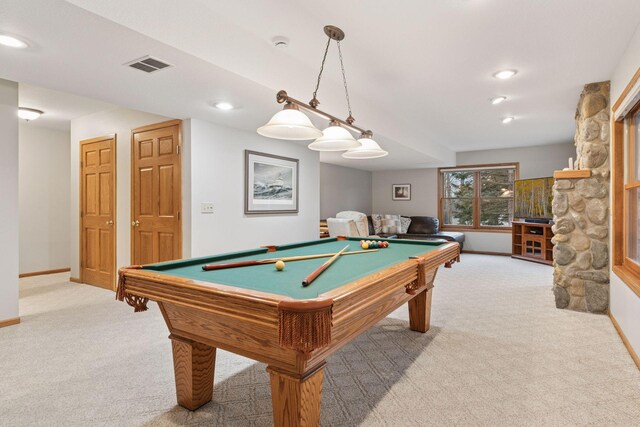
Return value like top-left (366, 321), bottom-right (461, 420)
top-left (267, 363), bottom-right (325, 427)
top-left (170, 334), bottom-right (216, 410)
top-left (408, 287), bottom-right (433, 333)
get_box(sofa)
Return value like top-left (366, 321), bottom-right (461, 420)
top-left (327, 211), bottom-right (376, 238)
top-left (366, 215), bottom-right (464, 250)
top-left (327, 211), bottom-right (465, 250)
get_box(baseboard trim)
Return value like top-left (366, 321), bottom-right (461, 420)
top-left (69, 277), bottom-right (82, 284)
top-left (609, 312), bottom-right (640, 370)
top-left (461, 250), bottom-right (511, 256)
top-left (19, 268), bottom-right (71, 278)
top-left (0, 317), bottom-right (20, 328)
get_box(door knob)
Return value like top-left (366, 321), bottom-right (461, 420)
top-left (131, 220), bottom-right (140, 227)
top-left (106, 220), bottom-right (114, 225)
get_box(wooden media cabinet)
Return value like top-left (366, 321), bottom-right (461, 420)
top-left (511, 220), bottom-right (554, 265)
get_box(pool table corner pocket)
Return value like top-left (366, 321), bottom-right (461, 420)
top-left (116, 265), bottom-right (149, 312)
top-left (277, 298), bottom-right (334, 355)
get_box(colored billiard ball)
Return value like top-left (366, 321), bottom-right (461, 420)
top-left (371, 241), bottom-right (378, 249)
top-left (275, 260), bottom-right (285, 271)
top-left (361, 242), bottom-right (369, 250)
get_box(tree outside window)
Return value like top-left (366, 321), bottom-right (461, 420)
top-left (439, 164), bottom-right (518, 230)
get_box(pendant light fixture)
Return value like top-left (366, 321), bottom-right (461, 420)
top-left (257, 103), bottom-right (322, 140)
top-left (342, 132), bottom-right (388, 159)
top-left (308, 120), bottom-right (359, 151)
top-left (257, 25), bottom-right (387, 157)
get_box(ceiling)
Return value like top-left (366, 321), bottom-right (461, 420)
top-left (1, 0), bottom-right (639, 170)
top-left (19, 84), bottom-right (114, 131)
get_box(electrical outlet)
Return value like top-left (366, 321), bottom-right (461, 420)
top-left (201, 202), bottom-right (214, 214)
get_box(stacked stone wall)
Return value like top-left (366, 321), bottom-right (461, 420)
top-left (552, 82), bottom-right (610, 313)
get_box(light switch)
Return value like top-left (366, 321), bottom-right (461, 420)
top-left (201, 202), bottom-right (214, 214)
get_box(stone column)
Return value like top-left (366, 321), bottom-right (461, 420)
top-left (552, 82), bottom-right (610, 313)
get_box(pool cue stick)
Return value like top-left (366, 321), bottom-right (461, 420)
top-left (302, 245), bottom-right (350, 287)
top-left (202, 248), bottom-right (377, 271)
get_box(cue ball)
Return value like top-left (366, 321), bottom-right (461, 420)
top-left (275, 260), bottom-right (285, 271)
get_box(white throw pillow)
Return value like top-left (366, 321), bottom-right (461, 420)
top-left (400, 216), bottom-right (412, 234)
top-left (371, 214), bottom-right (383, 234)
top-left (381, 214), bottom-right (401, 234)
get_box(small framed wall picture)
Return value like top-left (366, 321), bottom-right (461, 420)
top-left (392, 184), bottom-right (411, 201)
top-left (245, 150), bottom-right (299, 214)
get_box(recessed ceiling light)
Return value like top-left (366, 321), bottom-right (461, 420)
top-left (214, 102), bottom-right (234, 111)
top-left (502, 117), bottom-right (514, 124)
top-left (491, 96), bottom-right (507, 105)
top-left (272, 36), bottom-right (289, 48)
top-left (18, 108), bottom-right (44, 121)
top-left (493, 69), bottom-right (518, 80)
top-left (0, 34), bottom-right (28, 49)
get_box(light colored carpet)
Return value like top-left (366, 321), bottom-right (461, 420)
top-left (1, 255), bottom-right (638, 426)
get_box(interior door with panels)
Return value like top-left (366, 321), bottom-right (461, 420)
top-left (132, 120), bottom-right (182, 265)
top-left (80, 135), bottom-right (116, 290)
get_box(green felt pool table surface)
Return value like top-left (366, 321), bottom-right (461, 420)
top-left (142, 237), bottom-right (447, 299)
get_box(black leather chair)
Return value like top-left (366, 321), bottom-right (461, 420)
top-left (399, 216), bottom-right (464, 249)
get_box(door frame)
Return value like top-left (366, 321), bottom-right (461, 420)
top-left (79, 134), bottom-right (117, 290)
top-left (130, 119), bottom-right (183, 264)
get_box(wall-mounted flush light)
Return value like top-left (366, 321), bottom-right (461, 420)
top-left (502, 117), bottom-right (514, 124)
top-left (214, 102), bottom-right (234, 111)
top-left (18, 108), bottom-right (44, 121)
top-left (0, 34), bottom-right (28, 49)
top-left (493, 69), bottom-right (517, 80)
top-left (490, 96), bottom-right (507, 105)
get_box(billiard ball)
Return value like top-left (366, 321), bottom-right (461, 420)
top-left (361, 242), bottom-right (369, 250)
top-left (275, 260), bottom-right (285, 271)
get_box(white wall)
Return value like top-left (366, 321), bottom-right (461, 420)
top-left (0, 78), bottom-right (19, 322)
top-left (372, 168), bottom-right (439, 217)
top-left (69, 107), bottom-right (171, 279)
top-left (457, 142), bottom-right (576, 179)
top-left (612, 24), bottom-right (640, 103)
top-left (610, 23), bottom-right (640, 360)
top-left (320, 163), bottom-right (371, 219)
top-left (372, 142), bottom-right (574, 253)
top-left (189, 119), bottom-right (319, 255)
top-left (19, 125), bottom-right (70, 274)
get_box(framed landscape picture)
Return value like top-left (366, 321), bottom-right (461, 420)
top-left (392, 184), bottom-right (411, 201)
top-left (245, 150), bottom-right (299, 214)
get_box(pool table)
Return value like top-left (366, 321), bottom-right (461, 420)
top-left (117, 237), bottom-right (459, 426)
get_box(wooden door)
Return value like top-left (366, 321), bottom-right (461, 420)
top-left (80, 135), bottom-right (116, 289)
top-left (131, 120), bottom-right (182, 265)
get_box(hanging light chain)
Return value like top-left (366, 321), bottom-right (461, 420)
top-left (311, 36), bottom-right (332, 107)
top-left (337, 40), bottom-right (354, 124)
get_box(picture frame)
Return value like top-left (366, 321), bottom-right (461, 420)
top-left (392, 184), bottom-right (411, 201)
top-left (245, 150), bottom-right (299, 214)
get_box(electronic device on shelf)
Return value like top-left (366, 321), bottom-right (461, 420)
top-left (524, 218), bottom-right (552, 224)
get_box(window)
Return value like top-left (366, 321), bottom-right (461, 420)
top-left (614, 101), bottom-right (640, 296)
top-left (627, 106), bottom-right (640, 265)
top-left (439, 164), bottom-right (518, 231)
top-left (612, 75), bottom-right (640, 298)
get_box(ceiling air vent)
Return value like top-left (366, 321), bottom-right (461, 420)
top-left (125, 56), bottom-right (172, 73)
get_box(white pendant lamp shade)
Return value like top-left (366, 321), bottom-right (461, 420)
top-left (308, 123), bottom-right (360, 151)
top-left (257, 104), bottom-right (322, 140)
top-left (342, 134), bottom-right (388, 159)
